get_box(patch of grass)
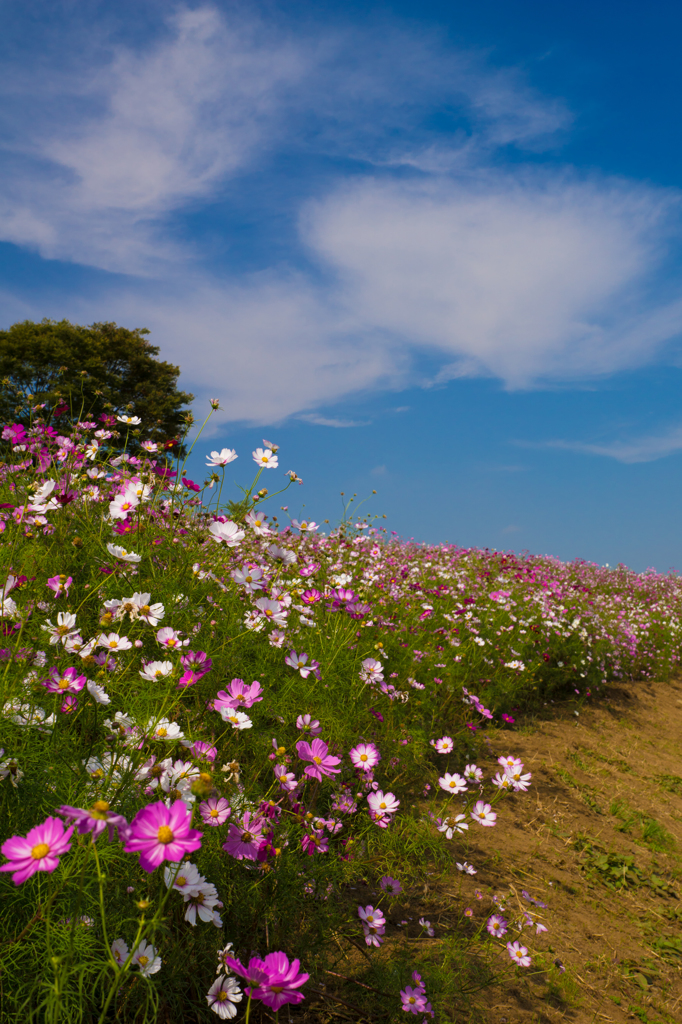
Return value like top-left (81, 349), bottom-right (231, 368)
top-left (610, 799), bottom-right (676, 852)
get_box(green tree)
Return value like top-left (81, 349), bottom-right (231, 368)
top-left (0, 319), bottom-right (194, 449)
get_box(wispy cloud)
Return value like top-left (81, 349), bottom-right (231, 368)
top-left (297, 413), bottom-right (369, 428)
top-left (1, 4), bottom-right (682, 423)
top-left (538, 425), bottom-right (682, 463)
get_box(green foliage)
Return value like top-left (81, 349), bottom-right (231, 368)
top-left (0, 319), bottom-right (193, 450)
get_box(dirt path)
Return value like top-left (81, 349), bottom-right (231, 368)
top-left (462, 676), bottom-right (682, 1024)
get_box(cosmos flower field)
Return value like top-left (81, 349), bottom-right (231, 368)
top-left (1, 405), bottom-right (682, 1022)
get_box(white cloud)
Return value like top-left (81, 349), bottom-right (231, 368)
top-left (1, 4), bottom-right (682, 424)
top-left (539, 425), bottom-right (682, 463)
top-left (301, 173), bottom-right (682, 388)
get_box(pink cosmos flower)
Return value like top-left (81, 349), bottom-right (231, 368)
top-left (359, 905), bottom-right (386, 928)
top-left (199, 797), bottom-right (231, 826)
top-left (296, 738), bottom-right (341, 781)
top-left (222, 811), bottom-right (266, 861)
top-left (123, 799), bottom-right (202, 872)
top-left (380, 875), bottom-right (402, 894)
top-left (47, 575), bottom-right (72, 598)
top-left (487, 914), bottom-right (508, 937)
top-left (43, 666), bottom-right (87, 694)
top-left (349, 742), bottom-right (380, 772)
top-left (401, 986), bottom-right (427, 1014)
top-left (274, 764), bottom-right (298, 792)
top-left (432, 736), bottom-right (454, 753)
top-left (470, 800), bottom-right (497, 827)
top-left (224, 951), bottom-right (309, 1011)
top-left (0, 816), bottom-right (74, 885)
top-left (507, 941), bottom-right (532, 967)
top-left (359, 657), bottom-right (384, 683)
top-left (214, 679), bottom-right (263, 710)
top-left (156, 627), bottom-right (189, 649)
top-left (58, 801), bottom-right (128, 841)
top-left (296, 714), bottom-right (322, 736)
top-left (189, 740), bottom-right (217, 762)
top-left (60, 694), bottom-right (78, 714)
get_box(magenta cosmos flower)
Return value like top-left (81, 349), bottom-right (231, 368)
top-left (295, 738), bottom-right (341, 781)
top-left (224, 952), bottom-right (309, 1011)
top-left (0, 816), bottom-right (74, 885)
top-left (123, 799), bottom-right (202, 872)
top-left (349, 742), bottom-right (380, 772)
top-left (43, 666), bottom-right (87, 694)
top-left (58, 801), bottom-right (128, 841)
top-left (214, 679), bottom-right (263, 710)
top-left (222, 811), bottom-right (266, 861)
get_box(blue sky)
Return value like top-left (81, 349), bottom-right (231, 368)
top-left (2, 1), bottom-right (682, 570)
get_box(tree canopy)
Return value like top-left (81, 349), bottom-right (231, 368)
top-left (0, 319), bottom-right (194, 447)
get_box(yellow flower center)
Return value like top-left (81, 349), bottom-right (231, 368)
top-left (91, 800), bottom-right (110, 819)
top-left (157, 826), bottom-right (174, 844)
top-left (271, 986), bottom-right (283, 993)
top-left (379, 802), bottom-right (387, 809)
top-left (31, 843), bottom-right (50, 859)
top-left (177, 875), bottom-right (187, 886)
top-left (313, 756), bottom-right (322, 765)
top-left (138, 955), bottom-right (149, 967)
top-left (58, 678), bottom-right (70, 689)
top-left (210, 809), bottom-right (219, 818)
top-left (157, 727), bottom-right (167, 737)
top-left (360, 753), bottom-right (368, 761)
top-left (218, 992), bottom-right (228, 1002)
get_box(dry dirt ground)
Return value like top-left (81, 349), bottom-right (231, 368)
top-left (463, 676), bottom-right (682, 1024)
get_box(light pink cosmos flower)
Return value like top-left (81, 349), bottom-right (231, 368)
top-left (156, 627), bottom-right (189, 649)
top-left (507, 941), bottom-right (532, 967)
top-left (438, 772), bottom-right (467, 795)
top-left (43, 666), bottom-right (87, 694)
top-left (285, 651), bottom-right (320, 679)
top-left (432, 736), bottom-right (454, 754)
top-left (208, 520), bottom-right (245, 546)
top-left (471, 801), bottom-right (497, 827)
top-left (199, 798), bottom-right (231, 826)
top-left (506, 766), bottom-right (532, 791)
top-left (367, 790), bottom-right (400, 818)
top-left (222, 811), bottom-right (266, 861)
top-left (359, 658), bottom-right (383, 683)
top-left (492, 772), bottom-right (512, 790)
top-left (245, 510), bottom-right (271, 535)
top-left (231, 564), bottom-right (264, 592)
top-left (296, 714), bottom-right (322, 736)
top-left (437, 814), bottom-right (468, 839)
top-left (296, 738), bottom-right (341, 781)
top-left (214, 679), bottom-right (263, 710)
top-left (463, 763), bottom-right (483, 783)
top-left (498, 755), bottom-right (523, 770)
top-left (132, 939), bottom-right (162, 976)
top-left (111, 938), bottom-right (129, 966)
top-left (349, 742), bottom-right (380, 772)
top-left (255, 598), bottom-right (288, 627)
top-left (123, 799), bottom-right (202, 872)
top-left (0, 816), bottom-right (74, 885)
top-left (456, 861), bottom-right (477, 874)
top-left (274, 764), bottom-right (298, 792)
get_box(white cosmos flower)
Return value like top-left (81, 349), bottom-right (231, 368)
top-left (139, 660), bottom-right (174, 681)
top-left (106, 543), bottom-right (142, 563)
top-left (97, 632), bottom-right (133, 652)
top-left (219, 709), bottom-right (252, 730)
top-left (111, 938), bottom-right (129, 966)
top-left (206, 448), bottom-right (238, 467)
top-left (437, 815), bottom-right (468, 839)
top-left (109, 493), bottom-right (139, 520)
top-left (117, 415), bottom-right (142, 426)
top-left (147, 718), bottom-right (184, 741)
top-left (206, 975), bottom-right (243, 1018)
top-left (132, 940), bottom-right (161, 976)
top-left (252, 447), bottom-right (278, 469)
top-left (164, 860), bottom-right (204, 894)
top-left (87, 680), bottom-right (110, 704)
top-left (208, 521), bottom-right (245, 547)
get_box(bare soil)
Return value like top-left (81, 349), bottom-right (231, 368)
top-left (465, 676), bottom-right (682, 1024)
